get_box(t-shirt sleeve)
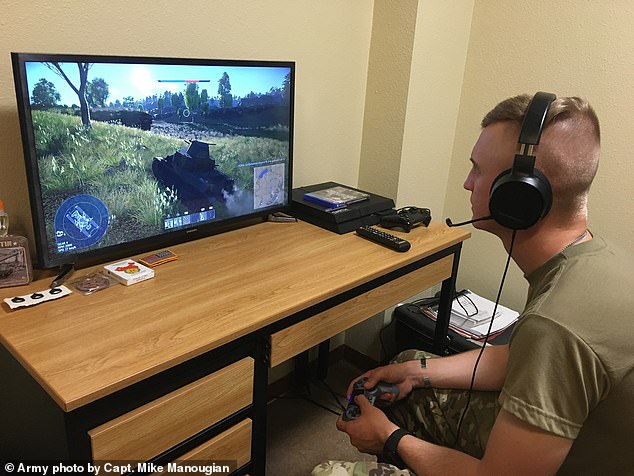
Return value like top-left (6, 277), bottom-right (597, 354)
top-left (499, 315), bottom-right (610, 439)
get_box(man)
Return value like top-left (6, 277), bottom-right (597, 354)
top-left (313, 94), bottom-right (634, 475)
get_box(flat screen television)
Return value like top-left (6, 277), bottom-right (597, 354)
top-left (11, 52), bottom-right (294, 269)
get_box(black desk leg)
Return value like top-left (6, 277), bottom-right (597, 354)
top-left (293, 340), bottom-right (330, 381)
top-left (252, 337), bottom-right (270, 476)
top-left (433, 244), bottom-right (462, 355)
top-left (317, 340), bottom-right (330, 380)
top-left (294, 350), bottom-right (310, 380)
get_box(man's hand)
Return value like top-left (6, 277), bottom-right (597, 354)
top-left (347, 360), bottom-right (423, 403)
top-left (336, 395), bottom-right (400, 454)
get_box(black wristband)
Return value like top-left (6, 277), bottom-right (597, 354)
top-left (382, 428), bottom-right (410, 469)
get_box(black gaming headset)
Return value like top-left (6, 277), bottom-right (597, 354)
top-left (488, 91), bottom-right (556, 230)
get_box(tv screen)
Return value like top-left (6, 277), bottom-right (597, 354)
top-left (12, 53), bottom-right (294, 269)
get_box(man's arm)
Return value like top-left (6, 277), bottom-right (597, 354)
top-left (396, 408), bottom-right (573, 475)
top-left (339, 344), bottom-right (572, 474)
top-left (358, 344), bottom-right (509, 399)
top-left (423, 343), bottom-right (509, 391)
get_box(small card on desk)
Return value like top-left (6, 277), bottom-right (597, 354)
top-left (103, 259), bottom-right (155, 286)
top-left (138, 249), bottom-right (178, 268)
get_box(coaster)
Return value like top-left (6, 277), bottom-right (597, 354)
top-left (73, 272), bottom-right (112, 295)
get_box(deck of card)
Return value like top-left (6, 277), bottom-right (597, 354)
top-left (138, 249), bottom-right (178, 268)
top-left (103, 259), bottom-right (155, 286)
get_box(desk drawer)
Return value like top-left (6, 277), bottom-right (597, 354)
top-left (89, 357), bottom-right (254, 461)
top-left (269, 255), bottom-right (453, 366)
top-left (172, 418), bottom-right (252, 469)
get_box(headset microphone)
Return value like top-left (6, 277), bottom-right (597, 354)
top-left (445, 216), bottom-right (493, 227)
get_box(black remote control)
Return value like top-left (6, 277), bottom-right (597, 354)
top-left (355, 226), bottom-right (411, 252)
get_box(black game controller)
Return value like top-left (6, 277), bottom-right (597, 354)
top-left (342, 377), bottom-right (400, 421)
top-left (379, 207), bottom-right (431, 232)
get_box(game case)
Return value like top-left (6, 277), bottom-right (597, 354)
top-left (103, 259), bottom-right (155, 286)
top-left (303, 185), bottom-right (370, 208)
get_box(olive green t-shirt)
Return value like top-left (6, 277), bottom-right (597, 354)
top-left (499, 235), bottom-right (634, 475)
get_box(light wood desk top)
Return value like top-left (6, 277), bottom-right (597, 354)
top-left (0, 220), bottom-right (468, 412)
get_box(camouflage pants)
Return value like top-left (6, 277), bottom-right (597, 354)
top-left (311, 349), bottom-right (501, 476)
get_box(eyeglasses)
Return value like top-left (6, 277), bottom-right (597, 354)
top-left (456, 293), bottom-right (479, 317)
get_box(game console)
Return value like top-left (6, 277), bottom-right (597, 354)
top-left (379, 207), bottom-right (431, 232)
top-left (342, 377), bottom-right (400, 421)
top-left (291, 182), bottom-right (395, 234)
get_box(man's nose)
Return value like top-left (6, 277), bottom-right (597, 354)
top-left (463, 174), bottom-right (473, 191)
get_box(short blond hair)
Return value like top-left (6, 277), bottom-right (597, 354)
top-left (482, 94), bottom-right (601, 217)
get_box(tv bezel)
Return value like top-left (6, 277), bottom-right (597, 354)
top-left (11, 52), bottom-right (295, 270)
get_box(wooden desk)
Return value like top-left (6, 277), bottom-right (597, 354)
top-left (0, 220), bottom-right (469, 475)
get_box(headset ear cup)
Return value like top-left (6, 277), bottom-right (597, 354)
top-left (532, 168), bottom-right (553, 217)
top-left (487, 92), bottom-right (556, 230)
top-left (489, 168), bottom-right (552, 230)
top-left (489, 169), bottom-right (515, 226)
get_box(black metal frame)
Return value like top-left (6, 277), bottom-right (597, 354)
top-left (434, 244), bottom-right (462, 354)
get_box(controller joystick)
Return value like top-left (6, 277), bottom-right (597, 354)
top-left (378, 207), bottom-right (431, 232)
top-left (342, 377), bottom-right (400, 421)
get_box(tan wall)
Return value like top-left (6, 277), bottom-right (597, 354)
top-left (0, 0), bottom-right (373, 249)
top-left (346, 0), bottom-right (475, 360)
top-left (396, 0), bottom-right (474, 213)
top-left (445, 0), bottom-right (634, 311)
top-left (351, 0), bottom-right (634, 357)
top-left (358, 0), bottom-right (475, 212)
top-left (357, 0), bottom-right (417, 199)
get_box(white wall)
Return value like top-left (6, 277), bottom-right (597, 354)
top-left (445, 0), bottom-right (634, 311)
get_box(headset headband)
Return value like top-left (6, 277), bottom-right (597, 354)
top-left (519, 92), bottom-right (556, 146)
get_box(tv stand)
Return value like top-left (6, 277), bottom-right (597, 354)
top-left (0, 220), bottom-right (469, 474)
top-left (50, 262), bottom-right (75, 288)
top-left (266, 211), bottom-right (297, 222)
